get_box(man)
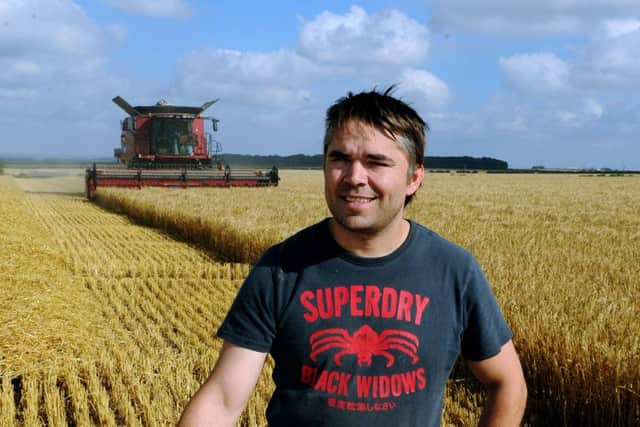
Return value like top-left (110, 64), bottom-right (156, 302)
top-left (179, 88), bottom-right (527, 426)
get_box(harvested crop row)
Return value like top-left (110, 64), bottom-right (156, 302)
top-left (0, 179), bottom-right (104, 377)
top-left (0, 180), bottom-right (271, 426)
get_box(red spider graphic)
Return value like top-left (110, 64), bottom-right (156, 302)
top-left (309, 324), bottom-right (419, 367)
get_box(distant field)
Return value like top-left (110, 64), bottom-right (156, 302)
top-left (1, 171), bottom-right (638, 426)
top-left (4, 167), bottom-right (86, 194)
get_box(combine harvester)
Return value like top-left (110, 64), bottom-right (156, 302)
top-left (85, 96), bottom-right (279, 199)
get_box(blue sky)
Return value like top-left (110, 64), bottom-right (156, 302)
top-left (1, 0), bottom-right (639, 169)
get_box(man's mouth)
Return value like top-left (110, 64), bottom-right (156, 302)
top-left (341, 195), bottom-right (375, 204)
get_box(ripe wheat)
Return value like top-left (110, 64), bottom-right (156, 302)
top-left (2, 171), bottom-right (639, 425)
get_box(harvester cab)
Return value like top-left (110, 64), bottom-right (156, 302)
top-left (85, 96), bottom-right (279, 199)
top-left (111, 96), bottom-right (223, 168)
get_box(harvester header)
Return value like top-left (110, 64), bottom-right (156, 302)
top-left (85, 96), bottom-right (278, 199)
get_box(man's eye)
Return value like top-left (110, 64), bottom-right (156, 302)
top-left (331, 157), bottom-right (349, 163)
top-left (369, 161), bottom-right (389, 167)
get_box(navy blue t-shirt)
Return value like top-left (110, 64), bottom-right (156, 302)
top-left (218, 219), bottom-right (512, 426)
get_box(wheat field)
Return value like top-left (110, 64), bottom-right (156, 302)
top-left (0, 176), bottom-right (271, 426)
top-left (2, 170), bottom-right (639, 426)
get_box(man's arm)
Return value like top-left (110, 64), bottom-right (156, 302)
top-left (178, 341), bottom-right (267, 427)
top-left (467, 339), bottom-right (527, 427)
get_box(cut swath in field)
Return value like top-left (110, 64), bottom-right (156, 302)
top-left (93, 170), bottom-right (329, 264)
top-left (0, 178), bottom-right (269, 426)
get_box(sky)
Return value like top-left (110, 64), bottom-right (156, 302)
top-left (1, 0), bottom-right (639, 170)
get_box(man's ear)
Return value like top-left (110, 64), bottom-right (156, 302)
top-left (406, 165), bottom-right (425, 196)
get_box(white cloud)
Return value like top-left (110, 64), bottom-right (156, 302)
top-left (0, 0), bottom-right (113, 100)
top-left (494, 17), bottom-right (640, 92)
top-left (499, 53), bottom-right (570, 95)
top-left (554, 98), bottom-right (604, 128)
top-left (174, 6), bottom-right (437, 109)
top-left (396, 68), bottom-right (450, 110)
top-left (427, 91), bottom-right (635, 169)
top-left (175, 48), bottom-right (319, 106)
top-left (577, 26), bottom-right (640, 87)
top-left (0, 0), bottom-right (103, 58)
top-left (429, 0), bottom-right (640, 35)
top-left (99, 0), bottom-right (192, 18)
top-left (584, 98), bottom-right (603, 118)
top-left (298, 6), bottom-right (429, 65)
top-left (557, 110), bottom-right (577, 126)
top-left (0, 0), bottom-right (128, 157)
top-left (0, 59), bottom-right (41, 85)
top-left (596, 18), bottom-right (640, 39)
top-left (169, 5), bottom-right (438, 154)
top-left (105, 23), bottom-right (127, 44)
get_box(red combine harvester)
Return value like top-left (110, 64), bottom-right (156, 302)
top-left (85, 96), bottom-right (279, 199)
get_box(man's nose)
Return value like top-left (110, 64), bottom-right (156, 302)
top-left (344, 161), bottom-right (367, 185)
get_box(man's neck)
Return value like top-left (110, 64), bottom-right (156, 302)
top-left (328, 218), bottom-right (411, 258)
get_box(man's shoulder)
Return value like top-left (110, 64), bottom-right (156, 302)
top-left (258, 218), bottom-right (335, 270)
top-left (275, 218), bottom-right (331, 252)
top-left (408, 220), bottom-right (476, 264)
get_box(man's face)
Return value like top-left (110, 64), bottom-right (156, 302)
top-left (324, 120), bottom-right (423, 237)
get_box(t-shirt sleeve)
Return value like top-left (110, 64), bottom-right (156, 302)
top-left (460, 256), bottom-right (512, 361)
top-left (216, 246), bottom-right (280, 353)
